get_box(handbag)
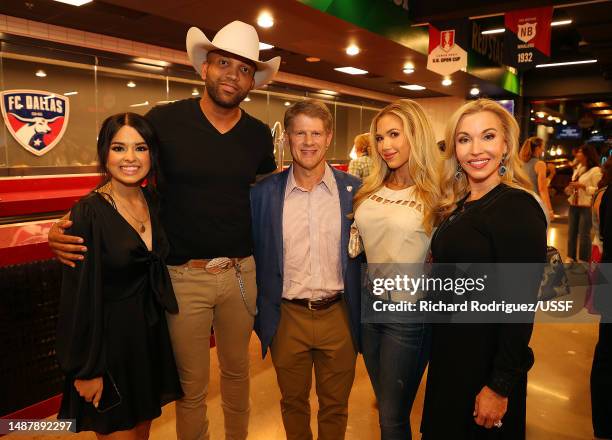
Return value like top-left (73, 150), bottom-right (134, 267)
top-left (348, 221), bottom-right (364, 258)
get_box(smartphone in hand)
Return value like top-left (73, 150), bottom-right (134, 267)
top-left (95, 372), bottom-right (122, 413)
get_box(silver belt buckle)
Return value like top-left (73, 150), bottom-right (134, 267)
top-left (307, 299), bottom-right (315, 311)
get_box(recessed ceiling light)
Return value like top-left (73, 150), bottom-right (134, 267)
top-left (244, 96), bottom-right (251, 102)
top-left (400, 84), bottom-right (426, 91)
top-left (259, 42), bottom-right (274, 50)
top-left (530, 109), bottom-right (534, 113)
top-left (192, 88), bottom-right (199, 96)
top-left (257, 11), bottom-right (274, 28)
top-left (562, 120), bottom-right (567, 125)
top-left (403, 62), bottom-right (415, 74)
top-left (306, 57), bottom-right (321, 63)
top-left (127, 81), bottom-right (136, 88)
top-left (470, 87), bottom-right (480, 96)
top-left (64, 91), bottom-right (78, 96)
top-left (334, 66), bottom-right (368, 75)
top-left (442, 78), bottom-right (452, 86)
top-left (536, 59), bottom-right (597, 68)
top-left (35, 70), bottom-right (47, 77)
top-left (319, 89), bottom-right (338, 95)
top-left (547, 115), bottom-right (554, 121)
top-left (537, 112), bottom-right (546, 118)
top-left (593, 130), bottom-right (599, 134)
top-left (530, 117), bottom-right (535, 121)
top-left (284, 101), bottom-right (291, 106)
top-left (346, 44), bottom-right (360, 56)
top-left (52, 0), bottom-right (93, 5)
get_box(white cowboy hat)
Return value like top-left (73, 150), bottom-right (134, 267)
top-left (186, 21), bottom-right (281, 88)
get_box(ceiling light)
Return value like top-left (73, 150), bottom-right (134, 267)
top-left (334, 66), bottom-right (368, 75)
top-left (470, 87), bottom-right (480, 96)
top-left (594, 109), bottom-right (612, 115)
top-left (442, 78), bottom-right (452, 86)
top-left (259, 42), bottom-right (274, 50)
top-left (244, 97), bottom-right (251, 102)
top-left (64, 91), bottom-right (78, 96)
top-left (306, 57), bottom-right (321, 63)
top-left (562, 120), bottom-right (567, 125)
top-left (593, 130), bottom-right (599, 134)
top-left (192, 88), bottom-right (199, 96)
top-left (551, 19), bottom-right (573, 26)
top-left (556, 147), bottom-right (563, 155)
top-left (403, 62), bottom-right (415, 74)
top-left (547, 116), bottom-right (554, 121)
top-left (586, 102), bottom-right (609, 108)
top-left (129, 101), bottom-right (149, 107)
top-left (530, 117), bottom-right (535, 121)
top-left (530, 109), bottom-right (534, 113)
top-left (481, 19), bottom-right (572, 35)
top-left (401, 84), bottom-right (426, 91)
top-left (481, 28), bottom-right (505, 35)
top-left (536, 59), bottom-right (597, 68)
top-left (35, 70), bottom-right (47, 77)
top-left (284, 101), bottom-right (291, 106)
top-left (127, 81), bottom-right (136, 88)
top-left (53, 0), bottom-right (93, 5)
top-left (537, 112), bottom-right (546, 118)
top-left (346, 44), bottom-right (360, 56)
top-left (257, 11), bottom-right (274, 28)
top-left (319, 89), bottom-right (338, 95)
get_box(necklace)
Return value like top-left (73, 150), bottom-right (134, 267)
top-left (110, 186), bottom-right (149, 233)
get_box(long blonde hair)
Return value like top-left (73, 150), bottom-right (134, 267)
top-left (519, 136), bottom-right (544, 162)
top-left (439, 98), bottom-right (531, 217)
top-left (353, 99), bottom-right (443, 234)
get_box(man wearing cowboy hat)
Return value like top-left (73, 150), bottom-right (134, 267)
top-left (48, 21), bottom-right (280, 440)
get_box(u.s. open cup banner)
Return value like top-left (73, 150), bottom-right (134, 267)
top-left (427, 20), bottom-right (470, 76)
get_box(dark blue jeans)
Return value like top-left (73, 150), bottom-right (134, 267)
top-left (567, 205), bottom-right (592, 261)
top-left (362, 321), bottom-right (431, 440)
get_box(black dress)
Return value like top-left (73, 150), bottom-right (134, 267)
top-left (421, 184), bottom-right (547, 440)
top-left (56, 189), bottom-right (183, 434)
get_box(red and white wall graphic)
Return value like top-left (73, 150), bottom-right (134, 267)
top-left (1, 90), bottom-right (70, 157)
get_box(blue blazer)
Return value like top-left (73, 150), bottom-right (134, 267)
top-left (251, 167), bottom-right (363, 357)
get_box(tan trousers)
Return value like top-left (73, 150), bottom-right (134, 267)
top-left (270, 299), bottom-right (357, 440)
top-left (166, 256), bottom-right (257, 440)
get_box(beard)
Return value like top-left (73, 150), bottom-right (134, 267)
top-left (205, 77), bottom-right (249, 109)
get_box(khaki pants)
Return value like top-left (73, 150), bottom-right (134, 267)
top-left (166, 256), bottom-right (257, 440)
top-left (270, 299), bottom-right (357, 440)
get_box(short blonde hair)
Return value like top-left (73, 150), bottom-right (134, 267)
top-left (284, 99), bottom-right (333, 133)
top-left (439, 98), bottom-right (531, 217)
top-left (353, 99), bottom-right (443, 234)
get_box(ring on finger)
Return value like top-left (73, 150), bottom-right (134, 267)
top-left (494, 420), bottom-right (503, 428)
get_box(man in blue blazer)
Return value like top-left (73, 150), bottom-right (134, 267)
top-left (251, 100), bottom-right (363, 440)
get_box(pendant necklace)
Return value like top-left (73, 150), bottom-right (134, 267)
top-left (111, 186), bottom-right (149, 233)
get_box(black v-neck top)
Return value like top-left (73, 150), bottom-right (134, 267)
top-left (146, 98), bottom-right (276, 263)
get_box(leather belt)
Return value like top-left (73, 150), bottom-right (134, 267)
top-left (182, 257), bottom-right (245, 275)
top-left (284, 293), bottom-right (343, 311)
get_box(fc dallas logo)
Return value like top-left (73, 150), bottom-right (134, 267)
top-left (0, 90), bottom-right (70, 156)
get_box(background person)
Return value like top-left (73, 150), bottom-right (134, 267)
top-left (519, 136), bottom-right (553, 218)
top-left (353, 99), bottom-right (443, 439)
top-left (421, 99), bottom-right (547, 440)
top-left (348, 132), bottom-right (374, 179)
top-left (565, 144), bottom-right (602, 262)
top-left (56, 113), bottom-right (183, 438)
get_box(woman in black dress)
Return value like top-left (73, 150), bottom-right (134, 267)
top-left (421, 99), bottom-right (547, 439)
top-left (56, 113), bottom-right (183, 438)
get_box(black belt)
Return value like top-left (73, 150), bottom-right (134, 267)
top-left (284, 293), bottom-right (342, 311)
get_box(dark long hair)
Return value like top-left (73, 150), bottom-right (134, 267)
top-left (96, 112), bottom-right (160, 188)
top-left (599, 158), bottom-right (612, 189)
top-left (579, 144), bottom-right (600, 170)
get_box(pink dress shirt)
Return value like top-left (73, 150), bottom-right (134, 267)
top-left (282, 165), bottom-right (343, 300)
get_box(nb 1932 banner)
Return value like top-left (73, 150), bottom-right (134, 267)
top-left (503, 6), bottom-right (553, 71)
top-left (427, 20), bottom-right (470, 76)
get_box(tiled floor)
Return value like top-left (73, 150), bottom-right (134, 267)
top-left (15, 223), bottom-right (602, 439)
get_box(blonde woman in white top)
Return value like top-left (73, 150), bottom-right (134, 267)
top-left (565, 144), bottom-right (602, 262)
top-left (353, 99), bottom-right (443, 439)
